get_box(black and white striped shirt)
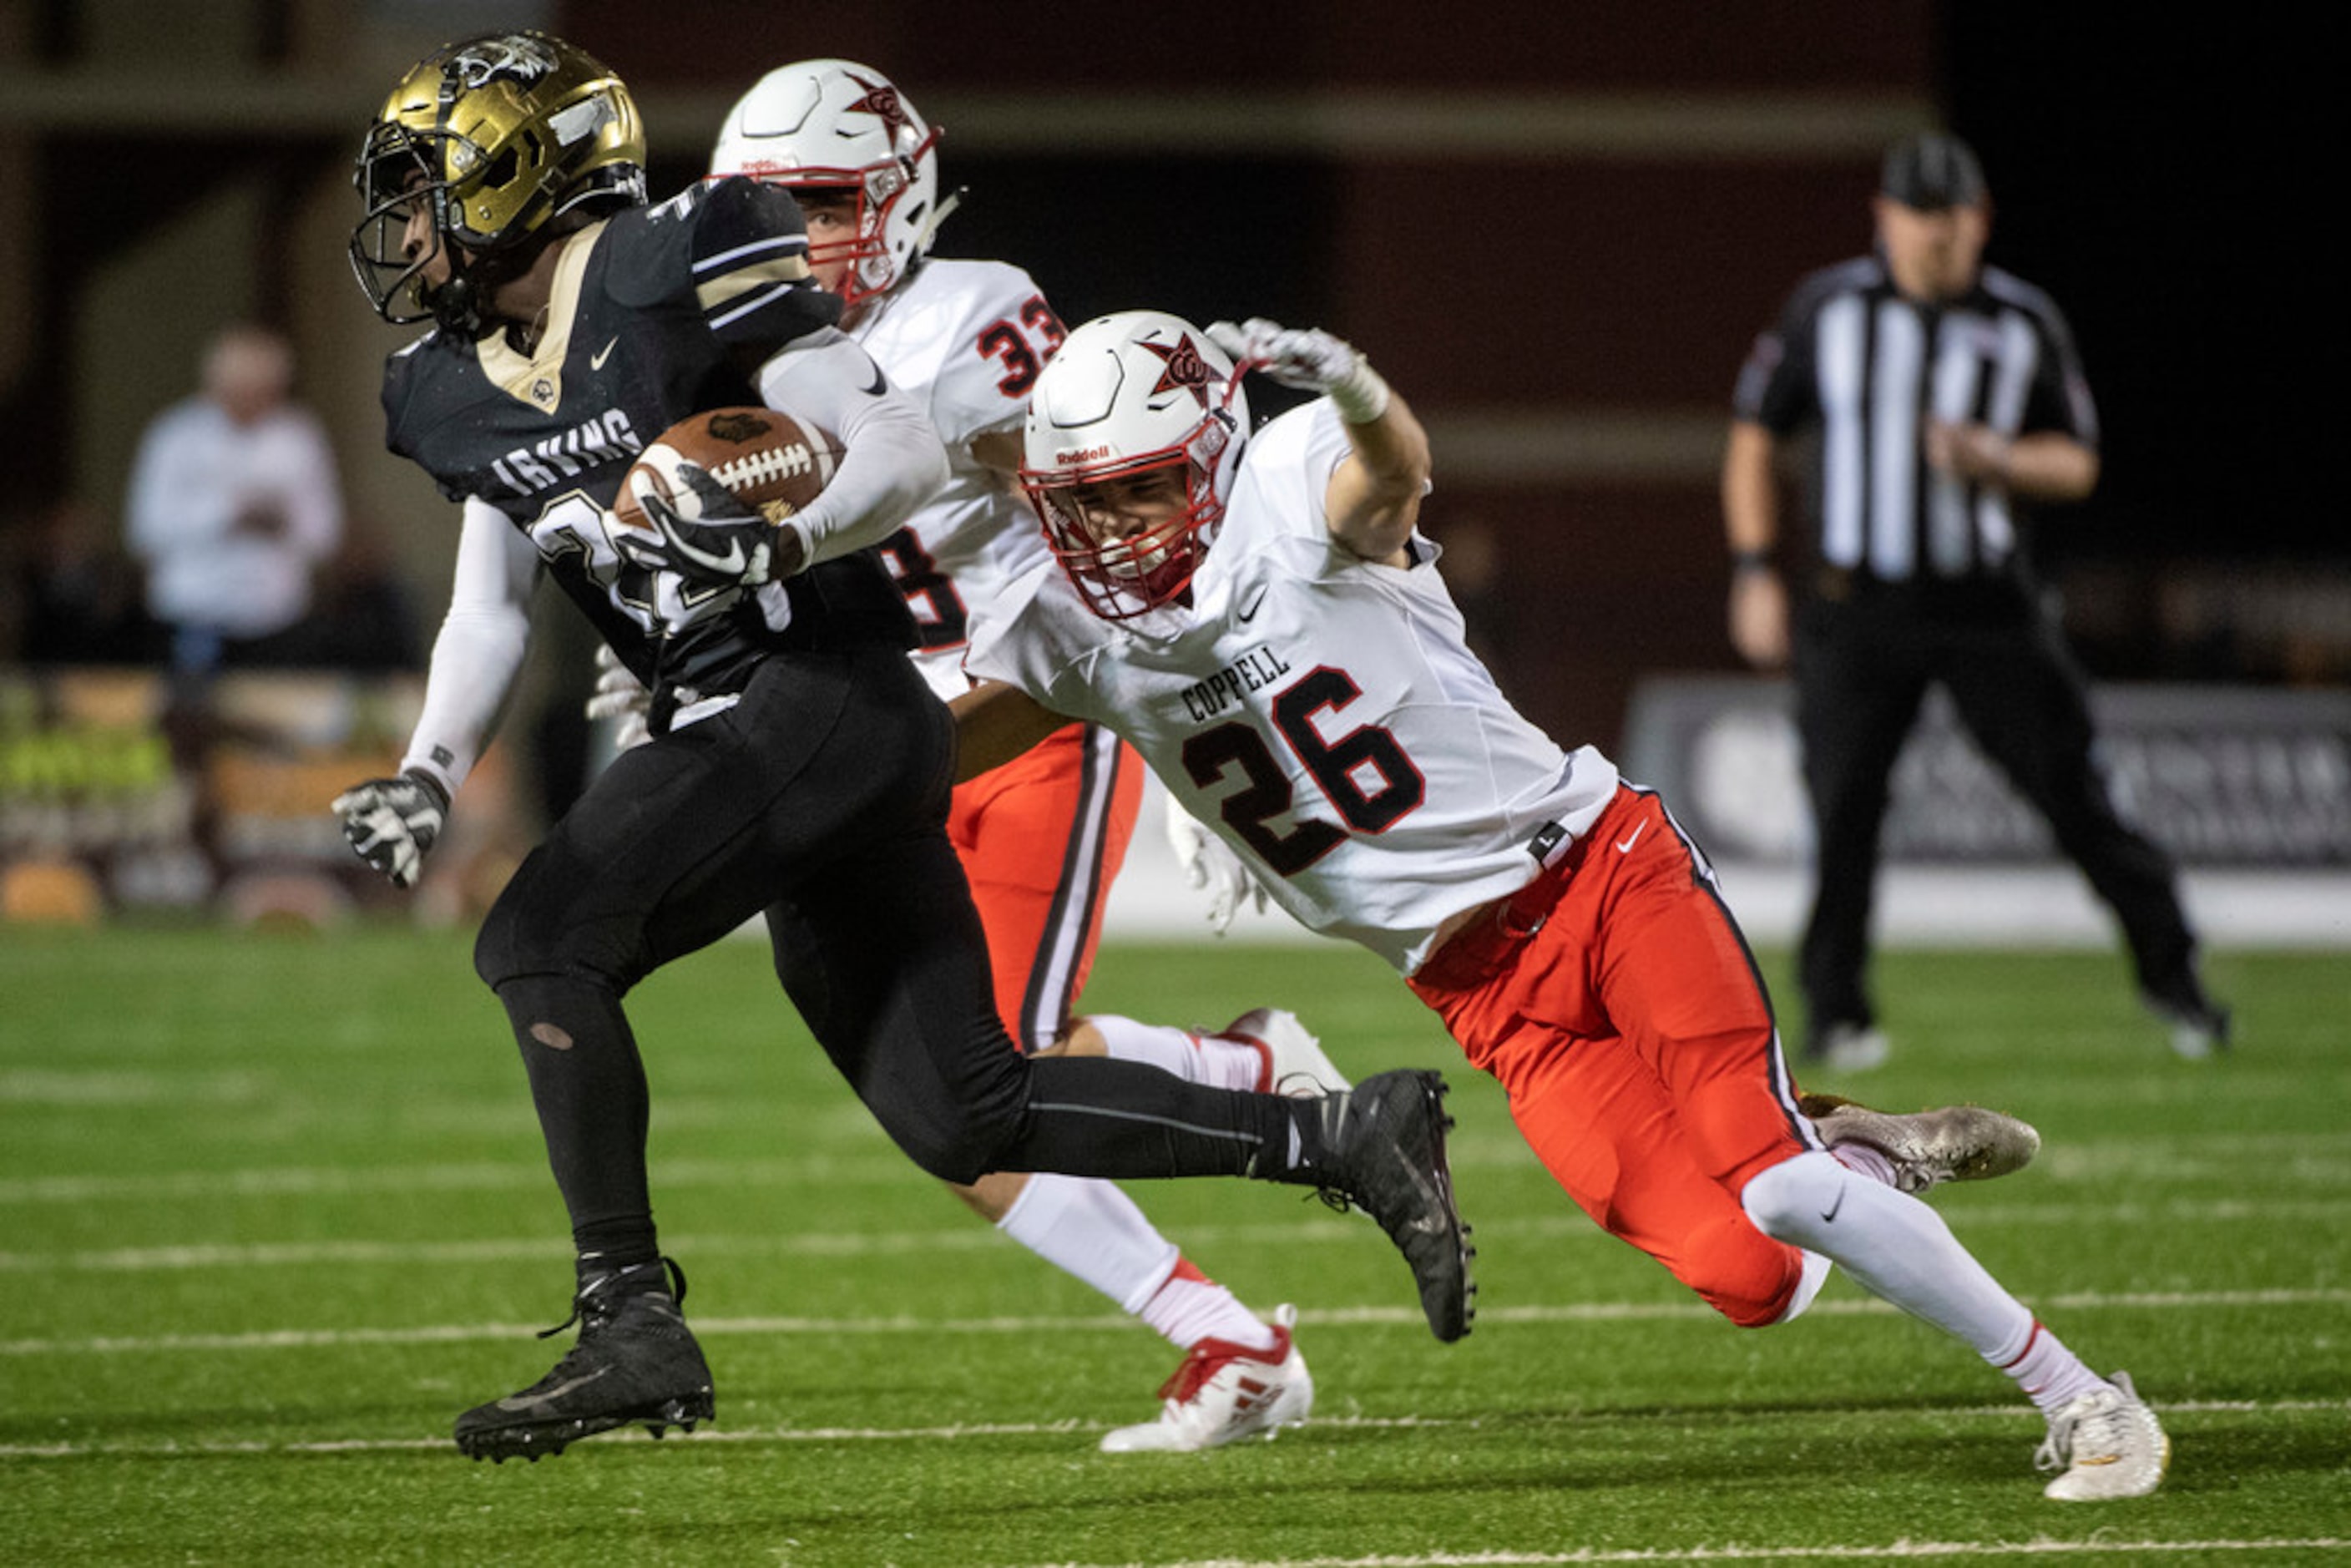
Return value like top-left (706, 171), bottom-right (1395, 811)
top-left (1734, 255), bottom-right (2097, 589)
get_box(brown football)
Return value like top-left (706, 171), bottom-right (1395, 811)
top-left (612, 406), bottom-right (844, 532)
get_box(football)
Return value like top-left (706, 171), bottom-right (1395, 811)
top-left (613, 406), bottom-right (842, 532)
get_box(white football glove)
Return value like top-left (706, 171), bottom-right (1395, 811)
top-left (1206, 317), bottom-right (1391, 422)
top-left (331, 769), bottom-right (450, 889)
top-left (585, 643), bottom-right (653, 751)
top-left (613, 462), bottom-right (779, 589)
top-left (1164, 795), bottom-right (1267, 936)
top-left (605, 463), bottom-right (784, 637)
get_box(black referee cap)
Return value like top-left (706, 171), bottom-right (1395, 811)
top-left (1880, 132), bottom-right (1988, 210)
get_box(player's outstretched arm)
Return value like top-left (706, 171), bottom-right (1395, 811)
top-left (948, 680), bottom-right (1071, 783)
top-left (1207, 317), bottom-right (1430, 565)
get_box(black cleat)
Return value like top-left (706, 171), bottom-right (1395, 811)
top-left (455, 1258), bottom-right (715, 1462)
top-left (2142, 980), bottom-right (2232, 1060)
top-left (1315, 1070), bottom-right (1475, 1343)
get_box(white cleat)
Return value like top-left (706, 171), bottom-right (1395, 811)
top-left (1800, 1093), bottom-right (2041, 1195)
top-left (1100, 1304), bottom-right (1314, 1453)
top-left (2037, 1370), bottom-right (2171, 1500)
top-left (1215, 1007), bottom-right (1349, 1097)
top-left (2145, 990), bottom-right (2232, 1060)
top-left (1808, 1022), bottom-right (1892, 1073)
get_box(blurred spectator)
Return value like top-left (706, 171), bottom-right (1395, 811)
top-left (124, 323), bottom-right (343, 675)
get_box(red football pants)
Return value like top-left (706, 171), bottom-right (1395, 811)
top-left (1408, 785), bottom-right (1815, 1326)
top-left (949, 721), bottom-right (1145, 1053)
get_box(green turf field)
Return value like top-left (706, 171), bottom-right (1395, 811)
top-left (3, 927), bottom-right (2344, 1565)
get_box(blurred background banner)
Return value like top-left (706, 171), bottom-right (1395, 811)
top-left (1622, 677), bottom-right (2351, 868)
top-left (0, 665), bottom-right (519, 924)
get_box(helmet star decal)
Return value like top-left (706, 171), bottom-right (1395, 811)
top-left (842, 72), bottom-right (914, 140)
top-left (1138, 334), bottom-right (1223, 408)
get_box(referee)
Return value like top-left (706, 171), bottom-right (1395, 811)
top-left (1720, 130), bottom-right (2230, 1070)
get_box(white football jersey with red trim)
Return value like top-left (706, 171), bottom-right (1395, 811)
top-left (848, 257), bottom-right (1064, 698)
top-left (967, 400), bottom-right (1620, 974)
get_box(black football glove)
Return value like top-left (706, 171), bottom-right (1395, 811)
top-left (331, 768), bottom-right (451, 889)
top-left (613, 463), bottom-right (777, 589)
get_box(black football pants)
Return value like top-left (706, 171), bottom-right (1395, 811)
top-left (1792, 596), bottom-right (2197, 1042)
top-left (471, 643), bottom-right (1303, 1262)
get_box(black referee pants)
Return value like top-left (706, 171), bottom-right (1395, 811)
top-left (1791, 594), bottom-right (2197, 1044)
top-left (472, 643), bottom-right (1297, 1262)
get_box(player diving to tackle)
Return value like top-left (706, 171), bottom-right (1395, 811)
top-left (601, 303), bottom-right (2177, 1503)
top-left (329, 31), bottom-right (1470, 1462)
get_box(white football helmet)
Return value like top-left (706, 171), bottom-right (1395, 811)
top-left (708, 59), bottom-right (943, 307)
top-left (1020, 311), bottom-right (1250, 620)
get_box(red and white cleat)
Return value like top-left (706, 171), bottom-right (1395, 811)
top-left (1215, 1008), bottom-right (1349, 1097)
top-left (1099, 1304), bottom-right (1315, 1453)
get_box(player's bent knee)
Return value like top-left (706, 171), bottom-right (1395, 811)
top-left (473, 853), bottom-right (638, 991)
top-left (869, 1096), bottom-right (1027, 1186)
top-left (884, 1125), bottom-right (999, 1186)
top-left (473, 893), bottom-right (589, 990)
top-left (1681, 1211), bottom-right (1809, 1328)
top-left (1739, 1151), bottom-right (1849, 1253)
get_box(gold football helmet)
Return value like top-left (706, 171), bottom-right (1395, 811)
top-left (350, 30), bottom-right (645, 332)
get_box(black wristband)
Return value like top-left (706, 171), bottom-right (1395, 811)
top-left (1730, 549), bottom-right (1776, 574)
top-left (399, 766), bottom-right (453, 814)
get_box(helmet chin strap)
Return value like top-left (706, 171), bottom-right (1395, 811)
top-left (425, 273), bottom-right (483, 336)
top-left (424, 237), bottom-right (542, 338)
top-left (913, 185), bottom-right (963, 255)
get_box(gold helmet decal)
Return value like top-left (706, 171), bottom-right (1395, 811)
top-left (446, 34), bottom-right (562, 91)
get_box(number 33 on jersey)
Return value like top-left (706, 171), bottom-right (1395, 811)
top-left (849, 258), bottom-right (1066, 673)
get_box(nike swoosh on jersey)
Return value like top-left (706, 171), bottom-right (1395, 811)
top-left (1236, 585), bottom-right (1269, 622)
top-left (590, 336), bottom-right (619, 371)
top-left (1615, 822), bottom-right (1646, 853)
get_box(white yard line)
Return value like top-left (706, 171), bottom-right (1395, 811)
top-left (4, 1289), bottom-right (2346, 1358)
top-left (1017, 1541), bottom-right (2348, 1567)
top-left (1, 1399), bottom-right (2340, 1462)
top-left (3, 1196), bottom-right (2346, 1273)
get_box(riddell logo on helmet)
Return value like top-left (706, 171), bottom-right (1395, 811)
top-left (1056, 446), bottom-right (1110, 466)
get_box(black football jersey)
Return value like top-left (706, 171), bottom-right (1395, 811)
top-left (382, 177), bottom-right (914, 703)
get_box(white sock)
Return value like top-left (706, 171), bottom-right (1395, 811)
top-left (1988, 1317), bottom-right (2111, 1416)
top-left (995, 1171), bottom-right (1178, 1315)
top-left (994, 1172), bottom-right (1272, 1352)
top-left (1089, 1013), bottom-right (1264, 1091)
top-left (1772, 1250), bottom-right (1834, 1323)
top-left (1742, 1151), bottom-right (2035, 1357)
top-left (1136, 1259), bottom-right (1277, 1353)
